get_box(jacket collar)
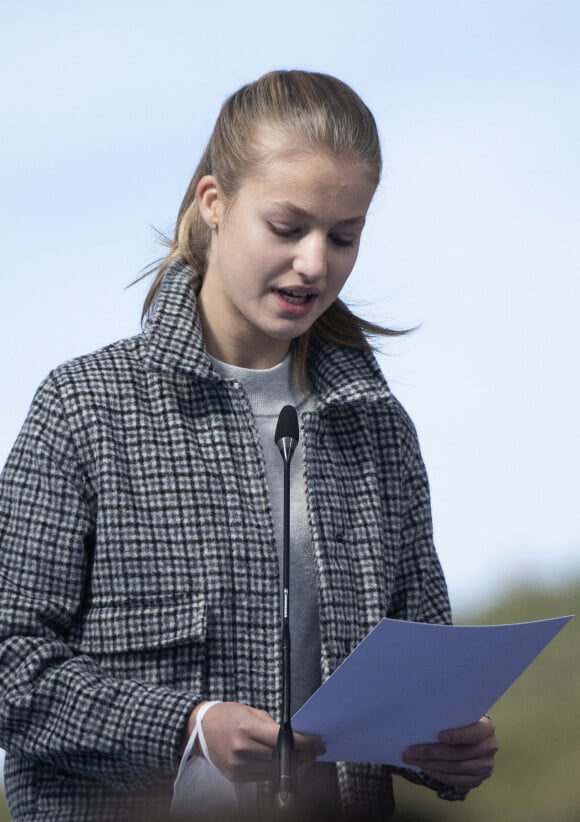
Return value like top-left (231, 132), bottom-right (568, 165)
top-left (141, 258), bottom-right (391, 406)
top-left (141, 258), bottom-right (219, 381)
top-left (307, 336), bottom-right (391, 407)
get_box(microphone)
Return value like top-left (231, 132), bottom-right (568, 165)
top-left (275, 404), bottom-right (299, 461)
top-left (273, 405), bottom-right (299, 814)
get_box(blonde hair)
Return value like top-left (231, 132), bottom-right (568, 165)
top-left (142, 70), bottom-right (404, 385)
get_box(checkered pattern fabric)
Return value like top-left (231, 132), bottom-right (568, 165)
top-left (0, 259), bottom-right (464, 820)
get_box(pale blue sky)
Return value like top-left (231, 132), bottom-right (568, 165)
top-left (1, 0), bottom-right (579, 616)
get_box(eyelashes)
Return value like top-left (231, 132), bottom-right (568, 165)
top-left (268, 224), bottom-right (299, 238)
top-left (330, 235), bottom-right (356, 248)
top-left (267, 223), bottom-right (356, 248)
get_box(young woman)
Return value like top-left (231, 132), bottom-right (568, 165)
top-left (0, 70), bottom-right (497, 821)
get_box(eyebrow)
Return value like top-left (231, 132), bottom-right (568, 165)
top-left (267, 200), bottom-right (367, 227)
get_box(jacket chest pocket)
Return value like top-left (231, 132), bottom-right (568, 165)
top-left (76, 594), bottom-right (207, 693)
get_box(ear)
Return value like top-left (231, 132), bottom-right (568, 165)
top-left (197, 175), bottom-right (224, 229)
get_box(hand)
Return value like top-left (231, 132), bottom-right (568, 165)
top-left (402, 715), bottom-right (498, 789)
top-left (185, 701), bottom-right (325, 783)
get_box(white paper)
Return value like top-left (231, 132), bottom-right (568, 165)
top-left (292, 616), bottom-right (572, 769)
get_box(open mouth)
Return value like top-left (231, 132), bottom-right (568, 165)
top-left (277, 288), bottom-right (317, 306)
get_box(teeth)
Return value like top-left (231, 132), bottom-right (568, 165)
top-left (279, 289), bottom-right (312, 305)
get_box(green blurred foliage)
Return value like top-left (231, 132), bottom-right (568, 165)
top-left (393, 579), bottom-right (580, 822)
top-left (1, 580), bottom-right (577, 822)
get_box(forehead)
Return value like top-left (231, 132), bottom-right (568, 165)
top-left (236, 127), bottom-right (377, 214)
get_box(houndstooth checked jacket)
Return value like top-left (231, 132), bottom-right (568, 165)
top-left (0, 259), bottom-right (462, 820)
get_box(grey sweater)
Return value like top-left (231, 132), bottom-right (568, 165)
top-left (210, 354), bottom-right (320, 715)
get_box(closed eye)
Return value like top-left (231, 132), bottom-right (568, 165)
top-left (269, 223), bottom-right (356, 249)
top-left (268, 223), bottom-right (300, 238)
top-left (330, 235), bottom-right (356, 248)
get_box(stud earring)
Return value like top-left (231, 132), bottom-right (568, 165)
top-left (209, 223), bottom-right (217, 231)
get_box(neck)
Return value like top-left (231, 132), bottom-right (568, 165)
top-left (198, 302), bottom-right (291, 370)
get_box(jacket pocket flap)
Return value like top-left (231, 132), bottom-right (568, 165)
top-left (79, 594), bottom-right (206, 654)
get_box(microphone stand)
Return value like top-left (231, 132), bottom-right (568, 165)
top-left (273, 406), bottom-right (299, 816)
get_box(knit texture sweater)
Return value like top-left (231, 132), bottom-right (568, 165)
top-left (209, 354), bottom-right (320, 715)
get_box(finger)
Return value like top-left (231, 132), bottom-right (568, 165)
top-left (405, 723), bottom-right (498, 763)
top-left (233, 734), bottom-right (323, 780)
top-left (402, 747), bottom-right (496, 789)
top-left (404, 739), bottom-right (493, 763)
top-left (246, 721), bottom-right (324, 761)
top-left (238, 706), bottom-right (279, 741)
top-left (239, 742), bottom-right (322, 781)
top-left (218, 738), bottom-right (276, 783)
top-left (404, 751), bottom-right (494, 774)
top-left (437, 716), bottom-right (495, 746)
top-left (292, 731), bottom-right (326, 757)
top-left (201, 704), bottom-right (278, 781)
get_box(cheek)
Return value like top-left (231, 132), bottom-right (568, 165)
top-left (331, 253), bottom-right (358, 290)
top-left (240, 224), bottom-right (280, 264)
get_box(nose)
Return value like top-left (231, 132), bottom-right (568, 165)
top-left (293, 233), bottom-right (327, 281)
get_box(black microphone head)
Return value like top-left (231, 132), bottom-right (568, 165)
top-left (275, 405), bottom-right (299, 445)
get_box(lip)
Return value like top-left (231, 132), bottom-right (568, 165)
top-left (273, 286), bottom-right (319, 317)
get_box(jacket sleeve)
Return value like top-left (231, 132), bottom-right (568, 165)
top-left (386, 411), bottom-right (452, 626)
top-left (386, 409), bottom-right (469, 802)
top-left (0, 375), bottom-right (199, 789)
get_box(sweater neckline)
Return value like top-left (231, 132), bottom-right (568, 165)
top-left (208, 354), bottom-right (307, 418)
